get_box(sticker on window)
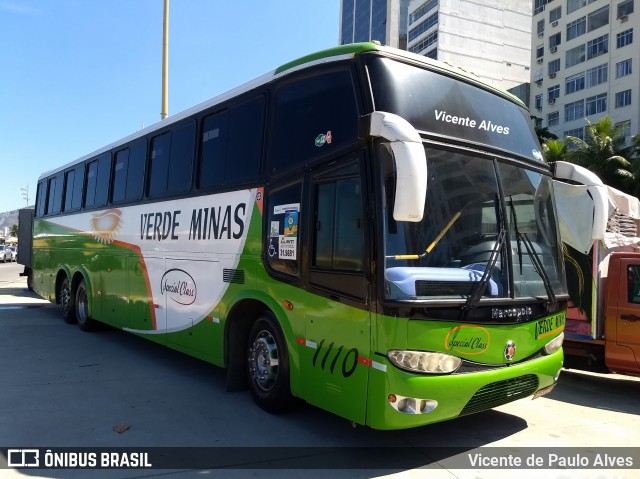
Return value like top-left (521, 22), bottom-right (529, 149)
top-left (274, 203), bottom-right (300, 215)
top-left (315, 130), bottom-right (332, 147)
top-left (284, 211), bottom-right (298, 237)
top-left (270, 221), bottom-right (279, 237)
top-left (279, 236), bottom-right (297, 260)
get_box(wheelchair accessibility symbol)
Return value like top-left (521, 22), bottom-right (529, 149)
top-left (268, 238), bottom-right (277, 257)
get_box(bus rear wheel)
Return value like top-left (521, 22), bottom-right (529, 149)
top-left (60, 277), bottom-right (76, 324)
top-left (75, 279), bottom-right (96, 332)
top-left (246, 314), bottom-right (294, 413)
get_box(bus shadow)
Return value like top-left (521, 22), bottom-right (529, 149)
top-left (84, 326), bottom-right (530, 451)
top-left (548, 367), bottom-right (640, 415)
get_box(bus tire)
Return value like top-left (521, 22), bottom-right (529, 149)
top-left (247, 313), bottom-right (294, 413)
top-left (60, 276), bottom-right (76, 324)
top-left (26, 270), bottom-right (34, 292)
top-left (75, 279), bottom-right (96, 332)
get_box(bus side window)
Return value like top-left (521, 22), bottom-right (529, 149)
top-left (111, 140), bottom-right (146, 205)
top-left (270, 69), bottom-right (359, 176)
top-left (198, 95), bottom-right (265, 190)
top-left (309, 161), bottom-right (366, 300)
top-left (112, 147), bottom-right (130, 204)
top-left (63, 164), bottom-right (84, 212)
top-left (46, 174), bottom-right (63, 216)
top-left (199, 110), bottom-right (229, 190)
top-left (35, 181), bottom-right (47, 218)
top-left (85, 154), bottom-right (111, 209)
top-left (266, 180), bottom-right (302, 277)
top-left (226, 96), bottom-right (264, 184)
top-left (126, 138), bottom-right (146, 202)
top-left (312, 163), bottom-right (363, 272)
top-left (149, 121), bottom-right (195, 197)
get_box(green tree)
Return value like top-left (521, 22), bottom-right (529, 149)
top-left (564, 117), bottom-right (635, 194)
top-left (542, 138), bottom-right (568, 164)
top-left (535, 126), bottom-right (558, 145)
top-left (9, 224), bottom-right (19, 238)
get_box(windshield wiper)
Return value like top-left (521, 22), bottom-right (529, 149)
top-left (508, 196), bottom-right (525, 275)
top-left (519, 232), bottom-right (557, 307)
top-left (463, 228), bottom-right (507, 311)
top-left (385, 211), bottom-right (461, 260)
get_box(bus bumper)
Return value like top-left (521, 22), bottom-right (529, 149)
top-left (365, 348), bottom-right (563, 430)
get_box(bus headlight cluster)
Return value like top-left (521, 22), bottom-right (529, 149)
top-left (544, 332), bottom-right (564, 355)
top-left (387, 350), bottom-right (461, 374)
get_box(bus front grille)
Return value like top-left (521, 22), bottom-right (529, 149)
top-left (459, 374), bottom-right (539, 416)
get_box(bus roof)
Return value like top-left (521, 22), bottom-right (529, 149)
top-left (39, 42), bottom-right (524, 180)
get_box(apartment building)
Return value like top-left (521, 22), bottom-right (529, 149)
top-left (531, 0), bottom-right (637, 140)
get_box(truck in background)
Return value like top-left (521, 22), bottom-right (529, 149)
top-left (17, 208), bottom-right (34, 291)
top-left (553, 161), bottom-right (640, 376)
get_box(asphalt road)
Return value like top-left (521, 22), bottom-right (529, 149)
top-left (0, 261), bottom-right (639, 479)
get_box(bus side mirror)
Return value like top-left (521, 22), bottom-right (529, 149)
top-left (367, 111), bottom-right (427, 222)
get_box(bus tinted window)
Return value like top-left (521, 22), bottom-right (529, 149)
top-left (127, 138), bottom-right (146, 201)
top-left (112, 148), bottom-right (129, 204)
top-left (199, 110), bottom-right (229, 189)
top-left (267, 181), bottom-right (302, 276)
top-left (64, 164), bottom-right (84, 212)
top-left (35, 181), bottom-right (46, 217)
top-left (149, 132), bottom-right (171, 197)
top-left (168, 121), bottom-right (195, 194)
top-left (271, 70), bottom-right (359, 175)
top-left (46, 174), bottom-right (63, 215)
top-left (149, 122), bottom-right (195, 197)
top-left (199, 96), bottom-right (265, 189)
top-left (85, 154), bottom-right (111, 208)
top-left (227, 96), bottom-right (264, 183)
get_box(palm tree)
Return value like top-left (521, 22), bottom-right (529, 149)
top-left (564, 117), bottom-right (635, 194)
top-left (542, 138), bottom-right (568, 165)
top-left (9, 224), bottom-right (19, 238)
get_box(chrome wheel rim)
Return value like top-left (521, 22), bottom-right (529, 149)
top-left (248, 329), bottom-right (279, 391)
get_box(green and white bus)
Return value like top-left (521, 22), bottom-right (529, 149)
top-left (27, 43), bottom-right (568, 429)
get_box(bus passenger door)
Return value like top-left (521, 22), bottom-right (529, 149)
top-left (302, 158), bottom-right (371, 425)
top-left (100, 253), bottom-right (129, 328)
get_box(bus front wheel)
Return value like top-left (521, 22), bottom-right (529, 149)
top-left (247, 314), bottom-right (294, 413)
top-left (75, 279), bottom-right (96, 332)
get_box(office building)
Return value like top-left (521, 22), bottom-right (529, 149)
top-left (531, 0), bottom-right (637, 140)
top-left (407, 1), bottom-right (534, 95)
top-left (340, 0), bottom-right (410, 49)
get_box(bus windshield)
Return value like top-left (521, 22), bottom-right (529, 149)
top-left (383, 146), bottom-right (567, 302)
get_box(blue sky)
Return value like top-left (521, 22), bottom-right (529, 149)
top-left (0, 0), bottom-right (340, 212)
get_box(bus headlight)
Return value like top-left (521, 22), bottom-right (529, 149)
top-left (387, 350), bottom-right (462, 374)
top-left (544, 332), bottom-right (564, 355)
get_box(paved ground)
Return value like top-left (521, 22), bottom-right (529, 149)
top-left (0, 262), bottom-right (639, 479)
